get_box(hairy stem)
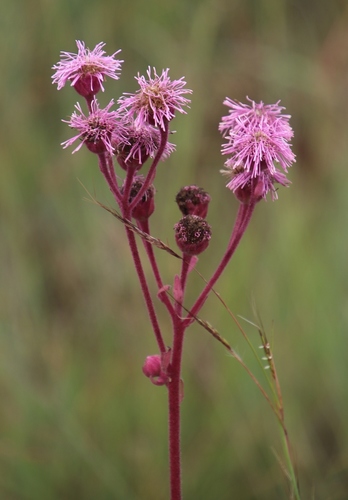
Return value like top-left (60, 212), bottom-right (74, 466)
top-left (124, 224), bottom-right (166, 353)
top-left (129, 122), bottom-right (169, 211)
top-left (188, 202), bottom-right (255, 320)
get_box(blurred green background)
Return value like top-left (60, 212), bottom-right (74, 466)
top-left (1, 0), bottom-right (348, 498)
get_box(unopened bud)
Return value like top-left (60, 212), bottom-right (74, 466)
top-left (175, 185), bottom-right (211, 218)
top-left (122, 175), bottom-right (155, 221)
top-left (142, 354), bottom-right (169, 386)
top-left (142, 355), bottom-right (162, 378)
top-left (174, 215), bottom-right (212, 256)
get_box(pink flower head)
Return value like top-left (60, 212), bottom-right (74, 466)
top-left (52, 41), bottom-right (123, 98)
top-left (62, 99), bottom-right (123, 155)
top-left (114, 120), bottom-right (175, 169)
top-left (219, 97), bottom-right (295, 201)
top-left (118, 67), bottom-right (192, 130)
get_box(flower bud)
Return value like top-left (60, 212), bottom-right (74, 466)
top-left (122, 175), bottom-right (155, 221)
top-left (142, 355), bottom-right (162, 378)
top-left (142, 354), bottom-right (169, 386)
top-left (175, 185), bottom-right (211, 218)
top-left (174, 215), bottom-right (212, 256)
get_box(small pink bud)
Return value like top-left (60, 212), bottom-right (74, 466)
top-left (142, 353), bottom-right (170, 386)
top-left (142, 355), bottom-right (162, 378)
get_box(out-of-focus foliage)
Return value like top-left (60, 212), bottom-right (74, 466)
top-left (1, 0), bottom-right (348, 498)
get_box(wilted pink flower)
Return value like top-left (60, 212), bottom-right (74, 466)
top-left (52, 41), bottom-right (123, 97)
top-left (220, 97), bottom-right (295, 201)
top-left (114, 120), bottom-right (175, 169)
top-left (118, 67), bottom-right (192, 130)
top-left (62, 99), bottom-right (123, 155)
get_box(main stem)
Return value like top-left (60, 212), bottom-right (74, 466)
top-left (168, 317), bottom-right (185, 500)
top-left (167, 255), bottom-right (193, 500)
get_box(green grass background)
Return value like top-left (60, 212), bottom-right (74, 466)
top-left (1, 0), bottom-right (348, 498)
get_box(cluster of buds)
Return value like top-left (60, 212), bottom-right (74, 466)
top-left (174, 185), bottom-right (212, 256)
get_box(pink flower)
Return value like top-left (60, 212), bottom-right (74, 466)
top-left (219, 97), bottom-right (295, 201)
top-left (118, 67), bottom-right (192, 130)
top-left (114, 120), bottom-right (175, 169)
top-left (62, 99), bottom-right (123, 155)
top-left (52, 41), bottom-right (123, 97)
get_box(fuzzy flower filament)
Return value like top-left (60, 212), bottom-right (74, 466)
top-left (118, 67), bottom-right (192, 130)
top-left (114, 120), bottom-right (176, 170)
top-left (220, 98), bottom-right (295, 201)
top-left (52, 40), bottom-right (123, 98)
top-left (62, 99), bottom-right (125, 155)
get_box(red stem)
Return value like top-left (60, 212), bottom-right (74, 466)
top-left (123, 224), bottom-right (166, 353)
top-left (167, 251), bottom-right (194, 500)
top-left (129, 122), bottom-right (169, 212)
top-left (188, 202), bottom-right (255, 320)
top-left (138, 220), bottom-right (176, 320)
top-left (98, 153), bottom-right (122, 205)
top-left (168, 317), bottom-right (185, 500)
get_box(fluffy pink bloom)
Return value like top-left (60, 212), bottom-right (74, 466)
top-left (62, 99), bottom-right (124, 155)
top-left (114, 120), bottom-right (175, 169)
top-left (52, 41), bottom-right (123, 97)
top-left (118, 67), bottom-right (192, 130)
top-left (220, 97), bottom-right (295, 201)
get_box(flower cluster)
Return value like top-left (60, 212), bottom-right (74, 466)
top-left (220, 97), bottom-right (295, 201)
top-left (52, 41), bottom-right (190, 168)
